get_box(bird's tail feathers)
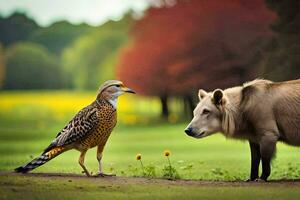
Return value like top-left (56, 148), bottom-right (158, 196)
top-left (14, 146), bottom-right (65, 173)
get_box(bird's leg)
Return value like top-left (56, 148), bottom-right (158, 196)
top-left (95, 145), bottom-right (115, 177)
top-left (78, 150), bottom-right (90, 177)
top-left (97, 150), bottom-right (103, 174)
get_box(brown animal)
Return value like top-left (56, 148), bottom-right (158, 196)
top-left (15, 80), bottom-right (135, 176)
top-left (185, 79), bottom-right (300, 181)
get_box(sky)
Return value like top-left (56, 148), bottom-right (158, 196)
top-left (0, 0), bottom-right (150, 26)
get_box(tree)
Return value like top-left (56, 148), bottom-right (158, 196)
top-left (62, 15), bottom-right (131, 90)
top-left (0, 44), bottom-right (4, 88)
top-left (0, 12), bottom-right (39, 46)
top-left (29, 21), bottom-right (94, 55)
top-left (261, 0), bottom-right (300, 81)
top-left (3, 42), bottom-right (65, 89)
top-left (118, 0), bottom-right (275, 118)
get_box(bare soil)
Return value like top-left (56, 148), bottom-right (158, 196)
top-left (1, 171), bottom-right (300, 187)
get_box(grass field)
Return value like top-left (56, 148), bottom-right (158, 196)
top-left (1, 91), bottom-right (300, 199)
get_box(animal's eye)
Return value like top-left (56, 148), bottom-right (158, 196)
top-left (202, 109), bottom-right (210, 115)
top-left (115, 85), bottom-right (120, 88)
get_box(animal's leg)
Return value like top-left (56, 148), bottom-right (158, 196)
top-left (259, 134), bottom-right (278, 181)
top-left (78, 150), bottom-right (90, 177)
top-left (247, 141), bottom-right (261, 181)
top-left (95, 145), bottom-right (115, 177)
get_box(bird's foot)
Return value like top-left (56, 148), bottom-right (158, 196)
top-left (82, 170), bottom-right (91, 177)
top-left (94, 172), bottom-right (116, 177)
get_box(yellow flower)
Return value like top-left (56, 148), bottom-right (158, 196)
top-left (136, 154), bottom-right (142, 160)
top-left (164, 150), bottom-right (171, 157)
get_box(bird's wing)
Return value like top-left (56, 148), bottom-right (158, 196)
top-left (54, 105), bottom-right (99, 146)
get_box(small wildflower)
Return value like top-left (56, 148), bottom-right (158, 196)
top-left (136, 154), bottom-right (142, 160)
top-left (164, 150), bottom-right (171, 157)
top-left (136, 153), bottom-right (145, 176)
top-left (163, 150), bottom-right (177, 179)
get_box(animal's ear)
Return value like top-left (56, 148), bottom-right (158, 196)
top-left (212, 89), bottom-right (224, 105)
top-left (198, 89), bottom-right (208, 100)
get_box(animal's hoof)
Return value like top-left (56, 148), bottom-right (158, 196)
top-left (245, 177), bottom-right (258, 182)
top-left (255, 178), bottom-right (267, 182)
top-left (94, 173), bottom-right (116, 177)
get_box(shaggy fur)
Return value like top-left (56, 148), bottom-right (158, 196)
top-left (185, 79), bottom-right (300, 181)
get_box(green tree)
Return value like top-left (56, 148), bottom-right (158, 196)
top-left (29, 21), bottom-right (94, 55)
top-left (62, 16), bottom-right (131, 89)
top-left (0, 12), bottom-right (39, 46)
top-left (262, 0), bottom-right (300, 80)
top-left (4, 42), bottom-right (65, 89)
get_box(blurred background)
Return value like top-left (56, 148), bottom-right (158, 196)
top-left (0, 0), bottom-right (300, 180)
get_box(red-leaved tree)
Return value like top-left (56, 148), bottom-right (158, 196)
top-left (118, 0), bottom-right (275, 118)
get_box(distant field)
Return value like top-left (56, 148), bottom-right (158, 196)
top-left (1, 91), bottom-right (300, 181)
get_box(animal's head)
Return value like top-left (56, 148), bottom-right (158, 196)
top-left (97, 80), bottom-right (135, 100)
top-left (185, 89), bottom-right (226, 138)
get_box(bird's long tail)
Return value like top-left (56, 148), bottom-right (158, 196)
top-left (14, 146), bottom-right (65, 173)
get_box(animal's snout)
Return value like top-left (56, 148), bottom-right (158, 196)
top-left (185, 127), bottom-right (194, 136)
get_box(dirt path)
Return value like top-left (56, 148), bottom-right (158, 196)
top-left (1, 171), bottom-right (300, 187)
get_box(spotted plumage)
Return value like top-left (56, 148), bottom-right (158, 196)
top-left (15, 80), bottom-right (135, 176)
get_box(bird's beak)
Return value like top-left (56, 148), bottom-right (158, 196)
top-left (122, 87), bottom-right (136, 94)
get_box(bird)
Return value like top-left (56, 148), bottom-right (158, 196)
top-left (15, 80), bottom-right (135, 177)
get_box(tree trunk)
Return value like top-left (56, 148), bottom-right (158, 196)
top-left (160, 95), bottom-right (169, 119)
top-left (183, 95), bottom-right (195, 119)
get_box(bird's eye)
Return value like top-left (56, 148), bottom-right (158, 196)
top-left (202, 109), bottom-right (210, 115)
top-left (115, 85), bottom-right (120, 88)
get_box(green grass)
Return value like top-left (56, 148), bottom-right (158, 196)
top-left (1, 91), bottom-right (300, 199)
top-left (2, 123), bottom-right (300, 180)
top-left (1, 97), bottom-right (300, 180)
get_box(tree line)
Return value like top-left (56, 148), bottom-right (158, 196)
top-left (118, 0), bottom-right (300, 118)
top-left (0, 0), bottom-right (299, 119)
top-left (0, 12), bottom-right (131, 90)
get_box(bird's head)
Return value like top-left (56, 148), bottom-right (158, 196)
top-left (97, 80), bottom-right (135, 101)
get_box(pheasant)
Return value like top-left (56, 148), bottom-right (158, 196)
top-left (15, 80), bottom-right (135, 176)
